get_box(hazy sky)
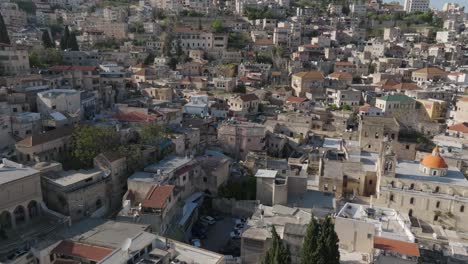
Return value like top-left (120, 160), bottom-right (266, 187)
top-left (387, 0), bottom-right (467, 10)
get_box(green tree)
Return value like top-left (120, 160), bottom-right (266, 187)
top-left (29, 48), bottom-right (63, 68)
top-left (0, 12), bottom-right (10, 45)
top-left (71, 125), bottom-right (120, 168)
top-left (262, 226), bottom-right (291, 264)
top-left (144, 52), bottom-right (155, 65)
top-left (167, 57), bottom-right (178, 70)
top-left (163, 33), bottom-right (173, 56)
top-left (118, 144), bottom-right (144, 173)
top-left (233, 83), bottom-right (246, 94)
top-left (211, 20), bottom-right (223, 33)
top-left (140, 123), bottom-right (168, 146)
top-left (69, 32), bottom-right (79, 51)
top-left (42, 30), bottom-right (55, 48)
top-left (301, 217), bottom-right (340, 264)
top-left (316, 217), bottom-right (340, 264)
top-left (300, 217), bottom-right (320, 264)
top-left (60, 26), bottom-right (70, 50)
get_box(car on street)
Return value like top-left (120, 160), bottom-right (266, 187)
top-left (200, 216), bottom-right (216, 225)
top-left (191, 239), bottom-right (202, 247)
top-left (230, 230), bottom-right (241, 239)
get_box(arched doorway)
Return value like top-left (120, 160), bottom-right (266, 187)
top-left (0, 211), bottom-right (12, 229)
top-left (408, 209), bottom-right (413, 217)
top-left (95, 199), bottom-right (102, 209)
top-left (28, 201), bottom-right (39, 219)
top-left (14, 206), bottom-right (26, 225)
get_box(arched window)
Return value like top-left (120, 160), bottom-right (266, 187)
top-left (434, 215), bottom-right (439, 221)
top-left (390, 194), bottom-right (394, 201)
top-left (436, 201), bottom-right (440, 208)
top-left (410, 183), bottom-right (415, 190)
top-left (410, 197), bottom-right (415, 205)
top-left (434, 186), bottom-right (440, 193)
top-left (14, 206), bottom-right (26, 225)
top-left (409, 209), bottom-right (413, 217)
top-left (461, 206), bottom-right (465, 213)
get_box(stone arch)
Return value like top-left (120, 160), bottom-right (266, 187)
top-left (28, 200), bottom-right (39, 219)
top-left (0, 211), bottom-right (12, 229)
top-left (13, 206), bottom-right (26, 225)
top-left (95, 198), bottom-right (103, 209)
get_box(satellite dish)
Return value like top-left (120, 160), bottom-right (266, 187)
top-left (122, 238), bottom-right (132, 252)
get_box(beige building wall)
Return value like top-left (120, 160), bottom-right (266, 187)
top-left (335, 217), bottom-right (375, 254)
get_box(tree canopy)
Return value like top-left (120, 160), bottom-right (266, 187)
top-left (60, 26), bottom-right (79, 51)
top-left (71, 125), bottom-right (120, 168)
top-left (300, 216), bottom-right (340, 264)
top-left (42, 30), bottom-right (55, 48)
top-left (262, 226), bottom-right (291, 264)
top-left (0, 12), bottom-right (10, 45)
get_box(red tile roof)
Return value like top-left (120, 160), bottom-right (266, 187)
top-left (359, 103), bottom-right (371, 112)
top-left (116, 111), bottom-right (156, 123)
top-left (448, 122), bottom-right (468, 133)
top-left (239, 93), bottom-right (259, 102)
top-left (286, 96), bottom-right (308, 103)
top-left (374, 237), bottom-right (420, 257)
top-left (16, 127), bottom-right (74, 147)
top-left (52, 241), bottom-right (113, 262)
top-left (328, 72), bottom-right (353, 80)
top-left (391, 82), bottom-right (419, 91)
top-left (335, 61), bottom-right (354, 66)
top-left (142, 185), bottom-right (175, 209)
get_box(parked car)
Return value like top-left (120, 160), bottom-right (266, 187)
top-left (234, 223), bottom-right (245, 231)
top-left (234, 218), bottom-right (247, 225)
top-left (230, 230), bottom-right (241, 239)
top-left (7, 250), bottom-right (28, 261)
top-left (191, 239), bottom-right (202, 247)
top-left (200, 216), bottom-right (216, 225)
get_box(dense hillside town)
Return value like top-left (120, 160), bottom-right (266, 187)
top-left (0, 0), bottom-right (468, 263)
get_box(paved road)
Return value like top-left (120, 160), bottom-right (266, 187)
top-left (202, 216), bottom-right (237, 253)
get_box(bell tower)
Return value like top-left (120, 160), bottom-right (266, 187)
top-left (378, 140), bottom-right (396, 178)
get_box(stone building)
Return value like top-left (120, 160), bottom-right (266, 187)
top-left (94, 152), bottom-right (128, 211)
top-left (15, 127), bottom-right (74, 164)
top-left (291, 71), bottom-right (325, 98)
top-left (0, 44), bottom-right (30, 76)
top-left (375, 144), bottom-right (468, 232)
top-left (40, 164), bottom-right (109, 221)
top-left (411, 67), bottom-right (448, 83)
top-left (217, 121), bottom-right (266, 160)
top-left (0, 159), bottom-right (42, 230)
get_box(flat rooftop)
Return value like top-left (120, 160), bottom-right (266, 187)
top-left (395, 160), bottom-right (468, 187)
top-left (337, 203), bottom-right (414, 243)
top-left (0, 159), bottom-right (39, 185)
top-left (60, 219), bottom-right (150, 249)
top-left (144, 155), bottom-right (193, 175)
top-left (255, 169), bottom-right (278, 178)
top-left (323, 137), bottom-right (342, 150)
top-left (48, 169), bottom-right (103, 187)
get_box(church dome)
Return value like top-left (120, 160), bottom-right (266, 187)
top-left (421, 147), bottom-right (447, 169)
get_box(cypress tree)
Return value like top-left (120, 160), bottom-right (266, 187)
top-left (42, 30), bottom-right (54, 48)
top-left (322, 217), bottom-right (340, 264)
top-left (69, 32), bottom-right (79, 51)
top-left (262, 226), bottom-right (291, 264)
top-left (0, 12), bottom-right (10, 44)
top-left (60, 26), bottom-right (70, 50)
top-left (300, 217), bottom-right (320, 264)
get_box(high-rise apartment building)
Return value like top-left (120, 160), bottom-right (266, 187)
top-left (404, 0), bottom-right (429, 13)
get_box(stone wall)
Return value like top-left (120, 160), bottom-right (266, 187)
top-left (212, 198), bottom-right (258, 217)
